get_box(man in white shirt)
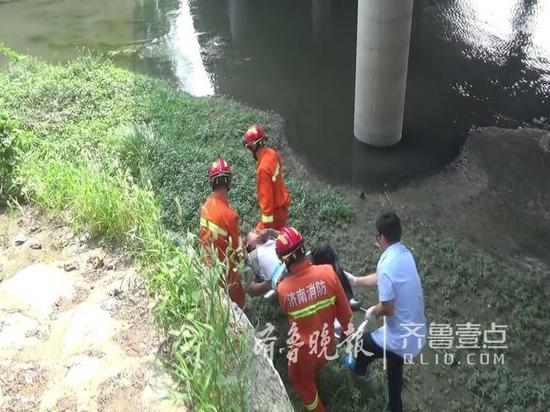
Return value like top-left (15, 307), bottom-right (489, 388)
top-left (244, 229), bottom-right (281, 297)
top-left (346, 212), bottom-right (426, 412)
top-left (244, 230), bottom-right (359, 310)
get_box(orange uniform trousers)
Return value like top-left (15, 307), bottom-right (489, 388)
top-left (255, 205), bottom-right (288, 231)
top-left (288, 348), bottom-right (327, 412)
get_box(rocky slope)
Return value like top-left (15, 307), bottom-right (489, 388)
top-left (0, 207), bottom-right (182, 411)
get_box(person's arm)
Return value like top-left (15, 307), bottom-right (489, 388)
top-left (247, 280), bottom-right (271, 297)
top-left (372, 299), bottom-right (394, 317)
top-left (257, 168), bottom-right (275, 229)
top-left (345, 271), bottom-right (377, 288)
top-left (365, 271), bottom-right (395, 320)
top-left (227, 212), bottom-right (243, 262)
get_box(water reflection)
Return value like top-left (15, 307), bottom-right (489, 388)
top-left (169, 0), bottom-right (213, 96)
top-left (440, 0), bottom-right (549, 90)
top-left (1, 0), bottom-right (549, 188)
top-left (183, 0), bottom-right (550, 188)
top-left (0, 0), bottom-right (212, 96)
top-left (527, 2), bottom-right (550, 79)
top-left (459, 0), bottom-right (516, 62)
top-left (227, 0), bottom-right (247, 49)
top-left (312, 0), bottom-right (332, 41)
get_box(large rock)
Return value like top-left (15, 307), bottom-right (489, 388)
top-left (0, 312), bottom-right (44, 349)
top-left (0, 264), bottom-right (74, 317)
top-left (58, 304), bottom-right (116, 353)
top-left (231, 304), bottom-right (293, 412)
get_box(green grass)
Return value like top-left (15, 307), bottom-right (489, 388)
top-left (1, 45), bottom-right (548, 411)
top-left (0, 47), bottom-right (351, 411)
top-left (2, 129), bottom-right (249, 410)
top-left (0, 49), bottom-right (256, 411)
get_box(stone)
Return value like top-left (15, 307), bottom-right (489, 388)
top-left (63, 263), bottom-right (78, 272)
top-left (65, 356), bottom-right (103, 386)
top-left (88, 255), bottom-right (104, 270)
top-left (107, 287), bottom-right (122, 298)
top-left (141, 362), bottom-right (181, 410)
top-left (29, 242), bottom-right (42, 250)
top-left (107, 271), bottom-right (139, 296)
top-left (14, 233), bottom-right (27, 246)
top-left (230, 301), bottom-right (293, 411)
top-left (101, 297), bottom-right (121, 312)
top-left (0, 264), bottom-right (75, 317)
top-left (59, 304), bottom-right (114, 353)
top-left (0, 312), bottom-right (43, 349)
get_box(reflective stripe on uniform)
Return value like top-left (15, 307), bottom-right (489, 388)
top-left (305, 391), bottom-right (319, 411)
top-left (200, 217), bottom-right (228, 238)
top-left (261, 214), bottom-right (274, 223)
top-left (272, 163), bottom-right (280, 182)
top-left (289, 296), bottom-right (336, 320)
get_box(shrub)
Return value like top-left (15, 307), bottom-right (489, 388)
top-left (0, 112), bottom-right (30, 203)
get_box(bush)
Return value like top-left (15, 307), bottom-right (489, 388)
top-left (0, 112), bottom-right (30, 203)
top-left (0, 49), bottom-right (260, 410)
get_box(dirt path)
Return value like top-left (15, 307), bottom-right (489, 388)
top-left (0, 207), bottom-right (183, 411)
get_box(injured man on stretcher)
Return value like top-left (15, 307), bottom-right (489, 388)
top-left (243, 229), bottom-right (361, 311)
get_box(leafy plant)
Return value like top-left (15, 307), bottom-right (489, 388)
top-left (0, 112), bottom-right (30, 203)
top-left (0, 42), bottom-right (24, 62)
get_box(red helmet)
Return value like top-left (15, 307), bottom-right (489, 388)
top-left (208, 158), bottom-right (232, 187)
top-left (276, 227), bottom-right (305, 262)
top-left (243, 124), bottom-right (266, 148)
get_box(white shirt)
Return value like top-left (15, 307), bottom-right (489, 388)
top-left (255, 239), bottom-right (281, 281)
top-left (371, 242), bottom-right (427, 358)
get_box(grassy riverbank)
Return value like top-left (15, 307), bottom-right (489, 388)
top-left (0, 48), bottom-right (350, 411)
top-left (0, 48), bottom-right (255, 410)
top-left (1, 47), bottom-right (548, 411)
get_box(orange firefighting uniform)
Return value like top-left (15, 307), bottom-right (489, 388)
top-left (199, 192), bottom-right (246, 309)
top-left (255, 147), bottom-right (291, 230)
top-left (277, 259), bottom-right (352, 412)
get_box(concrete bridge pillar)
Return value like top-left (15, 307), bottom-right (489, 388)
top-left (354, 0), bottom-right (414, 146)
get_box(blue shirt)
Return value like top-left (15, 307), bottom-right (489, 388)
top-left (371, 242), bottom-right (427, 358)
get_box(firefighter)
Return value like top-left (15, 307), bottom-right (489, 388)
top-left (275, 227), bottom-right (352, 412)
top-left (243, 124), bottom-right (291, 230)
top-left (199, 158), bottom-right (246, 309)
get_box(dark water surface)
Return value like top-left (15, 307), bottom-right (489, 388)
top-left (1, 0), bottom-right (549, 188)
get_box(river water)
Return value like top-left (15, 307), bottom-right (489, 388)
top-left (1, 0), bottom-right (549, 188)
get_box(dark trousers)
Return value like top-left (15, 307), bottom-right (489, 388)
top-left (355, 333), bottom-right (404, 412)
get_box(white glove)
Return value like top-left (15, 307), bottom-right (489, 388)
top-left (364, 305), bottom-right (377, 322)
top-left (350, 306), bottom-right (377, 341)
top-left (344, 271), bottom-right (358, 287)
